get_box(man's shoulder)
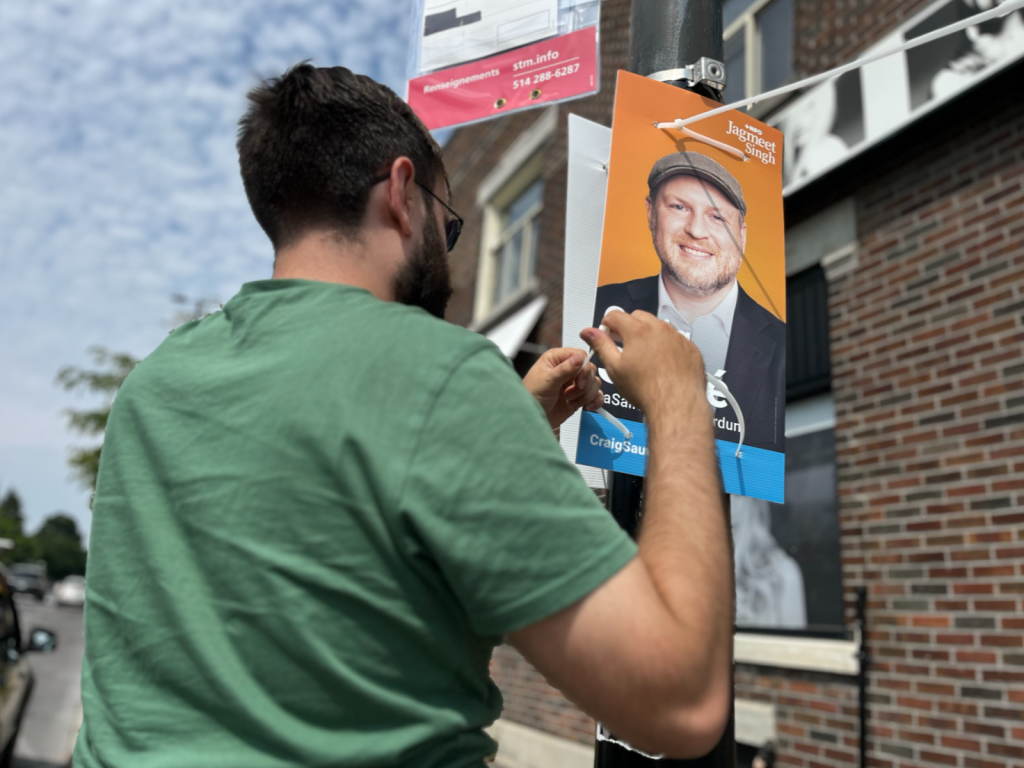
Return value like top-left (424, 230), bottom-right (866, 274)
top-left (736, 286), bottom-right (785, 341)
top-left (143, 292), bottom-right (498, 389)
top-left (596, 275), bottom-right (659, 301)
top-left (595, 275), bottom-right (659, 317)
top-left (286, 288), bottom-right (497, 365)
top-left (387, 305), bottom-right (499, 362)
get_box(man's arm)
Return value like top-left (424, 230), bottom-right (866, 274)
top-left (508, 310), bottom-right (734, 759)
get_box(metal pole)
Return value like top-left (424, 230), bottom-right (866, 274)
top-left (855, 587), bottom-right (870, 768)
top-left (628, 0), bottom-right (724, 101)
top-left (596, 2), bottom-right (732, 766)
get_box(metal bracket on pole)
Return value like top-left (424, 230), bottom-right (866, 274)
top-left (646, 57), bottom-right (727, 92)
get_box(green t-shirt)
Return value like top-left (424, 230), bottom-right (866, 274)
top-left (75, 279), bottom-right (636, 768)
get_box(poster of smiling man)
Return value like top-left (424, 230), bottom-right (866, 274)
top-left (575, 72), bottom-right (787, 503)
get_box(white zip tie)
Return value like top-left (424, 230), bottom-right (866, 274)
top-left (661, 0), bottom-right (1024, 130)
top-left (595, 407), bottom-right (633, 441)
top-left (705, 372), bottom-right (745, 459)
top-left (655, 122), bottom-right (749, 161)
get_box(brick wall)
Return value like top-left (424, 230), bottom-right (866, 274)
top-left (442, 108), bottom-right (547, 328)
top-left (826, 94), bottom-right (1024, 767)
top-left (793, 0), bottom-right (930, 79)
top-left (490, 645), bottom-right (595, 745)
top-left (735, 667), bottom-right (862, 764)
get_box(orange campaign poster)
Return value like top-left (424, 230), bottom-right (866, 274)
top-left (576, 71), bottom-right (786, 502)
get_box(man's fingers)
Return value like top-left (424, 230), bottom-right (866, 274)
top-left (570, 363), bottom-right (602, 403)
top-left (548, 350), bottom-right (584, 386)
top-left (581, 327), bottom-right (621, 369)
top-left (599, 308), bottom-right (658, 343)
top-left (598, 308), bottom-right (631, 339)
top-left (569, 361), bottom-right (598, 392)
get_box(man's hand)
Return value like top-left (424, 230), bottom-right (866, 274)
top-left (581, 310), bottom-right (704, 419)
top-left (523, 348), bottom-right (603, 430)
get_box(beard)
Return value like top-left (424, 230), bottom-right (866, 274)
top-left (392, 209), bottom-right (452, 319)
top-left (660, 250), bottom-right (740, 297)
top-left (653, 219), bottom-right (742, 298)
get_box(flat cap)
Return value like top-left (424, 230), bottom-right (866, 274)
top-left (648, 151), bottom-right (746, 217)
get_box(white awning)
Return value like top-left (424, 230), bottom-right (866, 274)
top-left (484, 296), bottom-right (548, 358)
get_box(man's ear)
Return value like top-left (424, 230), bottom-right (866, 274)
top-left (645, 195), bottom-right (655, 232)
top-left (738, 219), bottom-right (747, 253)
top-left (385, 156), bottom-right (417, 239)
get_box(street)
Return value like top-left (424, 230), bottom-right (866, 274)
top-left (13, 595), bottom-right (83, 768)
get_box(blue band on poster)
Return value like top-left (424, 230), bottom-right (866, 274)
top-left (576, 412), bottom-right (648, 475)
top-left (576, 410), bottom-right (785, 503)
top-left (715, 440), bottom-right (784, 503)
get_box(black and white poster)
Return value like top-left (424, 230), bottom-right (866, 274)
top-left (772, 70), bottom-right (864, 190)
top-left (770, 0), bottom-right (1024, 195)
top-left (733, 428), bottom-right (844, 631)
top-left (906, 0), bottom-right (1024, 108)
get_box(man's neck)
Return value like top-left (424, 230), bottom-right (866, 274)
top-left (271, 229), bottom-right (399, 303)
top-left (661, 270), bottom-right (735, 325)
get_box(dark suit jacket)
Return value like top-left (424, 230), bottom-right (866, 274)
top-left (592, 275), bottom-right (786, 454)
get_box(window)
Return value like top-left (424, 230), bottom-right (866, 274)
top-left (492, 179), bottom-right (543, 308)
top-left (474, 151), bottom-right (546, 321)
top-left (472, 107), bottom-right (556, 324)
top-left (722, 0), bottom-right (794, 105)
top-left (786, 265), bottom-right (831, 401)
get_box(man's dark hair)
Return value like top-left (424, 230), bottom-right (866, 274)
top-left (237, 62), bottom-right (445, 251)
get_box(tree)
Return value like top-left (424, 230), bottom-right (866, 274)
top-left (35, 514), bottom-right (87, 580)
top-left (57, 295), bottom-right (217, 497)
top-left (169, 293), bottom-right (220, 328)
top-left (56, 346), bottom-right (138, 495)
top-left (0, 489), bottom-right (37, 563)
top-left (0, 489), bottom-right (56, 566)
top-left (0, 489), bottom-right (24, 539)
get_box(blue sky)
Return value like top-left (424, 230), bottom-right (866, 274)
top-left (0, 0), bottom-right (414, 543)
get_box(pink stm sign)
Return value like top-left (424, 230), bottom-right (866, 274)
top-left (409, 27), bottom-right (598, 131)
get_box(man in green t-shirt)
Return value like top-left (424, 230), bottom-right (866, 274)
top-left (75, 64), bottom-right (733, 768)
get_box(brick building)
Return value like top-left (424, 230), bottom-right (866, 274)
top-left (439, 0), bottom-right (1024, 766)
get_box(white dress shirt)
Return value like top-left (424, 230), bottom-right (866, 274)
top-left (657, 274), bottom-right (738, 376)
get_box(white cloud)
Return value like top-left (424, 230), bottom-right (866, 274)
top-left (0, 0), bottom-right (412, 540)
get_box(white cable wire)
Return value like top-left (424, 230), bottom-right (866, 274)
top-left (705, 372), bottom-right (745, 458)
top-left (658, 0), bottom-right (1024, 130)
top-left (594, 406), bottom-right (633, 441)
top-left (659, 123), bottom-right (749, 161)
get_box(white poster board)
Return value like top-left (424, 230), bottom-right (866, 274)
top-left (559, 114), bottom-right (611, 490)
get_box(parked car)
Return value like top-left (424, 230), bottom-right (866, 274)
top-left (0, 566), bottom-right (57, 767)
top-left (7, 562), bottom-right (49, 600)
top-left (54, 575), bottom-right (86, 608)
